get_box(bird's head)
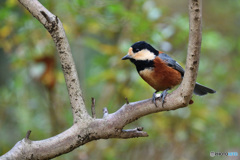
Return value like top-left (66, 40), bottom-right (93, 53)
top-left (122, 41), bottom-right (159, 62)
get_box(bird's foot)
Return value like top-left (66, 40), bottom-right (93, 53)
top-left (152, 91), bottom-right (159, 107)
top-left (159, 89), bottom-right (170, 107)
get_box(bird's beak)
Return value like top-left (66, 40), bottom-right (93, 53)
top-left (121, 54), bottom-right (131, 60)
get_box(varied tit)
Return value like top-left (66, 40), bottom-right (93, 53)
top-left (122, 41), bottom-right (216, 107)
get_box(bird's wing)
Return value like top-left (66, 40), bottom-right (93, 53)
top-left (158, 53), bottom-right (185, 77)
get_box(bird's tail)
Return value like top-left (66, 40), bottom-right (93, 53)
top-left (193, 82), bottom-right (216, 96)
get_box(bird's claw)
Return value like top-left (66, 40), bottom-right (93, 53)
top-left (152, 92), bottom-right (158, 107)
top-left (159, 89), bottom-right (169, 107)
top-left (152, 89), bottom-right (169, 107)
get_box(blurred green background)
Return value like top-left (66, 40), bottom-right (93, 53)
top-left (1, 0), bottom-right (240, 159)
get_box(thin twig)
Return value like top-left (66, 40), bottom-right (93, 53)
top-left (119, 127), bottom-right (148, 138)
top-left (137, 127), bottom-right (143, 131)
top-left (125, 97), bottom-right (129, 104)
top-left (25, 130), bottom-right (32, 139)
top-left (91, 97), bottom-right (96, 118)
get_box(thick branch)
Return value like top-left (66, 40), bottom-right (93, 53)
top-left (18, 0), bottom-right (91, 123)
top-left (177, 0), bottom-right (202, 103)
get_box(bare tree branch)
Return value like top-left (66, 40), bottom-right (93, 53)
top-left (115, 127), bottom-right (148, 139)
top-left (18, 0), bottom-right (91, 123)
top-left (179, 0), bottom-right (202, 103)
top-left (0, 0), bottom-right (202, 159)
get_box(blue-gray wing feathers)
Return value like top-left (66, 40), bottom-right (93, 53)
top-left (158, 53), bottom-right (185, 77)
top-left (158, 53), bottom-right (216, 95)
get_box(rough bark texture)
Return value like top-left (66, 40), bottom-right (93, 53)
top-left (0, 0), bottom-right (202, 159)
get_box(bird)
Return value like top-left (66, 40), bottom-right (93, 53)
top-left (122, 41), bottom-right (216, 107)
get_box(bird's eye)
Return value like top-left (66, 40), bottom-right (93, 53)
top-left (133, 48), bottom-right (140, 53)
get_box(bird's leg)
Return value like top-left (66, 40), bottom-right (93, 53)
top-left (160, 88), bottom-right (170, 107)
top-left (152, 90), bottom-right (159, 107)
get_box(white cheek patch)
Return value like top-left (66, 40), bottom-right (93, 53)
top-left (133, 49), bottom-right (156, 60)
top-left (128, 47), bottom-right (134, 56)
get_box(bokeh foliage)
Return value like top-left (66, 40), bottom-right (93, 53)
top-left (0, 0), bottom-right (240, 159)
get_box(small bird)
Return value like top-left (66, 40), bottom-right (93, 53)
top-left (122, 41), bottom-right (216, 106)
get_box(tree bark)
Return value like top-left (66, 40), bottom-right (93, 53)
top-left (0, 0), bottom-right (202, 159)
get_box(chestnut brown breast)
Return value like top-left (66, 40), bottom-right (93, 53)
top-left (139, 57), bottom-right (182, 91)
